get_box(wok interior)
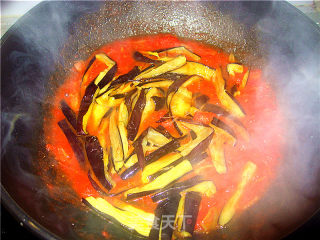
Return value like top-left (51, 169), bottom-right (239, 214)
top-left (1, 1), bottom-right (319, 239)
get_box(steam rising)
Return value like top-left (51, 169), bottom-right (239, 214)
top-left (1, 1), bottom-right (319, 239)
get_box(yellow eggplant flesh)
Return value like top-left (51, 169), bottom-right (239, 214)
top-left (139, 80), bottom-right (173, 89)
top-left (109, 110), bottom-right (124, 172)
top-left (227, 63), bottom-right (243, 77)
top-left (158, 46), bottom-right (201, 62)
top-left (141, 152), bottom-right (182, 184)
top-left (84, 197), bottom-right (153, 237)
top-left (181, 181), bottom-right (216, 197)
top-left (124, 160), bottom-right (192, 198)
top-left (145, 128), bottom-right (171, 147)
top-left (135, 55), bottom-right (187, 80)
top-left (170, 87), bottom-right (192, 118)
top-left (171, 61), bottom-right (215, 80)
top-left (214, 68), bottom-right (245, 118)
top-left (218, 161), bottom-right (257, 226)
top-left (82, 87), bottom-right (100, 134)
top-left (124, 154), bottom-right (138, 169)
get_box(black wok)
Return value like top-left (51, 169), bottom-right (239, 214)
top-left (1, 1), bottom-right (320, 239)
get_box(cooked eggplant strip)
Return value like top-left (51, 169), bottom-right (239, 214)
top-left (152, 96), bottom-right (166, 111)
top-left (134, 140), bottom-right (145, 169)
top-left (124, 153), bottom-right (138, 169)
top-left (219, 161), bottom-right (257, 226)
top-left (120, 163), bottom-right (140, 180)
top-left (60, 100), bottom-right (77, 129)
top-left (109, 110), bottom-right (124, 172)
top-left (186, 131), bottom-right (214, 161)
top-left (190, 130), bottom-right (197, 140)
top-left (135, 56), bottom-right (187, 80)
top-left (227, 63), bottom-right (243, 77)
top-left (77, 82), bottom-right (99, 135)
top-left (145, 138), bottom-right (181, 165)
top-left (158, 46), bottom-right (201, 62)
top-left (125, 137), bottom-right (181, 181)
top-left (58, 119), bottom-right (86, 167)
top-left (124, 160), bottom-right (192, 199)
top-left (201, 103), bottom-right (230, 117)
top-left (138, 80), bottom-right (173, 89)
top-left (240, 70), bottom-right (249, 90)
top-left (156, 125), bottom-right (173, 139)
top-left (181, 191), bottom-right (201, 236)
top-left (88, 171), bottom-right (105, 194)
top-left (211, 117), bottom-right (237, 140)
top-left (127, 89), bottom-right (146, 141)
top-left (208, 140), bottom-right (226, 174)
top-left (85, 136), bottom-right (114, 191)
top-left (82, 56), bottom-right (96, 80)
top-left (177, 122), bottom-right (213, 157)
top-left (149, 199), bottom-right (168, 240)
top-left (151, 176), bottom-right (202, 202)
top-left (213, 68), bottom-right (245, 118)
top-left (159, 194), bottom-right (181, 240)
top-left (107, 66), bottom-right (141, 90)
top-left (170, 87), bottom-right (192, 118)
top-left (171, 61), bottom-right (215, 80)
top-left (83, 197), bottom-right (154, 237)
top-left (133, 51), bottom-right (163, 64)
top-left (142, 153), bottom-right (182, 184)
top-left (138, 88), bottom-right (163, 136)
top-left (193, 94), bottom-right (209, 109)
top-left (148, 152), bottom-right (208, 183)
top-left (145, 128), bottom-right (171, 147)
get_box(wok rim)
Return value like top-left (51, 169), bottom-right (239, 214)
top-left (1, 1), bottom-right (319, 240)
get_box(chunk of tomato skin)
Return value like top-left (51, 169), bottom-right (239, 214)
top-left (193, 111), bottom-right (215, 125)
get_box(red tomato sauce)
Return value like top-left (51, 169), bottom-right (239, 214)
top-left (43, 34), bottom-right (284, 234)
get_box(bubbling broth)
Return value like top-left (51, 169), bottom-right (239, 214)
top-left (44, 34), bottom-right (284, 238)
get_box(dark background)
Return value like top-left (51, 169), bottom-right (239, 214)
top-left (1, 204), bottom-right (320, 240)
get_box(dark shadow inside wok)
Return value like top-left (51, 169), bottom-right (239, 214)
top-left (1, 1), bottom-right (319, 239)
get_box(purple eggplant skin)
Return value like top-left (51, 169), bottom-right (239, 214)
top-left (202, 103), bottom-right (230, 117)
top-left (134, 141), bottom-right (145, 169)
top-left (173, 120), bottom-right (183, 136)
top-left (82, 56), bottom-right (96, 80)
top-left (194, 94), bottom-right (209, 109)
top-left (85, 136), bottom-right (113, 191)
top-left (97, 64), bottom-right (118, 89)
top-left (145, 138), bottom-right (181, 165)
top-left (167, 75), bottom-right (190, 97)
top-left (60, 100), bottom-right (77, 130)
top-left (124, 88), bottom-right (138, 113)
top-left (149, 199), bottom-right (169, 240)
top-left (77, 82), bottom-right (98, 135)
top-left (160, 194), bottom-right (181, 240)
top-left (127, 89), bottom-right (147, 141)
top-left (133, 51), bottom-right (162, 64)
top-left (152, 96), bottom-right (166, 111)
top-left (156, 125), bottom-right (173, 139)
top-left (88, 171), bottom-right (105, 194)
top-left (126, 190), bottom-right (158, 201)
top-left (151, 176), bottom-right (202, 203)
top-left (226, 91), bottom-right (246, 115)
top-left (190, 130), bottom-right (197, 140)
top-left (182, 191), bottom-right (202, 236)
top-left (120, 163), bottom-right (140, 180)
top-left (211, 117), bottom-right (237, 138)
top-left (107, 66), bottom-right (140, 91)
top-left (147, 152), bottom-right (207, 183)
top-left (187, 131), bottom-right (214, 163)
top-left (58, 119), bottom-right (86, 168)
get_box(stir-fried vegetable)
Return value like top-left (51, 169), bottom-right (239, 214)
top-left (57, 45), bottom-right (258, 238)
